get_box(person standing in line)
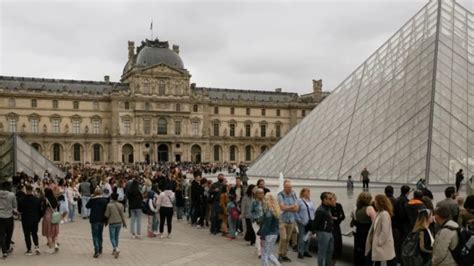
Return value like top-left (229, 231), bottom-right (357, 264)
top-left (251, 188), bottom-right (265, 258)
top-left (393, 185), bottom-right (411, 262)
top-left (0, 181), bottom-right (17, 259)
top-left (403, 209), bottom-right (433, 266)
top-left (435, 187), bottom-right (459, 222)
top-left (127, 179), bottom-right (143, 239)
top-left (145, 189), bottom-right (159, 238)
top-left (157, 183), bottom-right (175, 238)
top-left (86, 187), bottom-right (108, 258)
top-left (226, 194), bottom-right (239, 240)
top-left (104, 193), bottom-right (127, 259)
top-left (351, 192), bottom-right (376, 266)
top-left (360, 168), bottom-right (370, 190)
top-left (209, 174), bottom-right (224, 235)
top-left (241, 184), bottom-right (256, 246)
top-left (455, 169), bottom-right (464, 193)
top-left (42, 188), bottom-right (59, 254)
top-left (295, 188), bottom-right (315, 260)
top-left (365, 195), bottom-right (396, 266)
top-left (277, 180), bottom-right (299, 263)
top-left (313, 192), bottom-right (336, 266)
top-left (259, 193), bottom-right (282, 266)
top-left (18, 185), bottom-right (42, 256)
top-left (330, 193), bottom-right (345, 264)
top-left (432, 206), bottom-right (459, 266)
top-left (79, 176), bottom-right (92, 219)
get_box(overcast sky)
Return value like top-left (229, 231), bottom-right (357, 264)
top-left (1, 0), bottom-right (473, 94)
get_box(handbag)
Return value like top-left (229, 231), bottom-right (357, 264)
top-left (302, 200), bottom-right (313, 232)
top-left (47, 199), bottom-right (61, 224)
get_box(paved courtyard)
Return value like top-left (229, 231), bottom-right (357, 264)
top-left (8, 213), bottom-right (352, 266)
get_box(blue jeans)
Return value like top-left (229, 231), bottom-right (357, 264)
top-left (68, 203), bottom-right (76, 221)
top-left (228, 217), bottom-right (237, 238)
top-left (130, 209), bottom-right (141, 236)
top-left (91, 223), bottom-right (104, 253)
top-left (176, 207), bottom-right (185, 220)
top-left (261, 234), bottom-right (279, 266)
top-left (81, 196), bottom-right (90, 218)
top-left (108, 223), bottom-right (121, 250)
top-left (316, 231), bottom-right (334, 266)
top-left (297, 222), bottom-right (310, 254)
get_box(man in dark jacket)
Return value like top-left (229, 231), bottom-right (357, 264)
top-left (17, 185), bottom-right (42, 255)
top-left (190, 175), bottom-right (204, 226)
top-left (393, 185), bottom-right (411, 263)
top-left (86, 188), bottom-right (108, 258)
top-left (313, 192), bottom-right (335, 266)
top-left (405, 190), bottom-right (426, 231)
top-left (455, 169), bottom-right (464, 193)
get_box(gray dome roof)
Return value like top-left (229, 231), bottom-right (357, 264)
top-left (136, 46), bottom-right (184, 69)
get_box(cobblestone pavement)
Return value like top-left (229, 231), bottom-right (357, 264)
top-left (7, 215), bottom-right (352, 266)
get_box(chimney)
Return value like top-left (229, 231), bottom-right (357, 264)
top-left (104, 75), bottom-right (110, 83)
top-left (312, 79), bottom-right (323, 102)
top-left (275, 88), bottom-right (282, 92)
top-left (128, 41), bottom-right (135, 61)
top-left (172, 44), bottom-right (180, 54)
top-left (190, 83), bottom-right (196, 89)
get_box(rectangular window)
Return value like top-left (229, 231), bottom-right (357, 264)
top-left (213, 123), bottom-right (219, 136)
top-left (302, 110), bottom-right (306, 117)
top-left (246, 108), bottom-right (250, 116)
top-left (230, 107), bottom-right (235, 115)
top-left (73, 101), bottom-right (79, 109)
top-left (193, 105), bottom-right (198, 112)
top-left (176, 104), bottom-right (181, 112)
top-left (229, 124), bottom-right (235, 137)
top-left (31, 118), bottom-right (39, 133)
top-left (8, 98), bottom-right (15, 108)
top-left (276, 109), bottom-right (281, 116)
top-left (72, 120), bottom-right (81, 134)
top-left (245, 124), bottom-right (251, 137)
top-left (261, 109), bottom-right (266, 116)
top-left (92, 120), bottom-right (100, 134)
top-left (53, 100), bottom-right (58, 109)
top-left (93, 101), bottom-right (99, 110)
top-left (52, 119), bottom-right (60, 133)
top-left (192, 121), bottom-right (199, 136)
top-left (213, 146), bottom-right (220, 161)
top-left (276, 124), bottom-right (281, 138)
top-left (175, 121), bottom-right (181, 135)
top-left (260, 124), bottom-right (266, 137)
top-left (143, 119), bottom-right (151, 135)
top-left (214, 106), bottom-right (219, 114)
top-left (8, 118), bottom-right (17, 132)
top-left (31, 99), bottom-right (37, 108)
top-left (123, 120), bottom-right (131, 135)
top-left (159, 82), bottom-right (166, 95)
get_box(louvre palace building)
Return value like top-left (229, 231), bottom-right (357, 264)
top-left (0, 38), bottom-right (327, 165)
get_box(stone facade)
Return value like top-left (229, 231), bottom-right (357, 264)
top-left (0, 38), bottom-right (328, 165)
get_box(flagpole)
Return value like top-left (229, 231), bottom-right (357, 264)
top-left (150, 20), bottom-right (153, 40)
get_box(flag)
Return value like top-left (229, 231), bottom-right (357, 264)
top-left (278, 172), bottom-right (284, 193)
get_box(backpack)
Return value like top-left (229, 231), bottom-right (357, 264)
top-left (447, 225), bottom-right (474, 266)
top-left (401, 231), bottom-right (424, 266)
top-left (141, 198), bottom-right (155, 216)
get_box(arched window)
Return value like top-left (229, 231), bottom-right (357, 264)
top-left (144, 102), bottom-right (150, 111)
top-left (73, 143), bottom-right (81, 161)
top-left (93, 144), bottom-right (101, 162)
top-left (158, 118), bottom-right (167, 135)
top-left (53, 143), bottom-right (61, 161)
top-left (245, 145), bottom-right (252, 161)
top-left (230, 146), bottom-right (237, 161)
top-left (124, 101), bottom-right (130, 110)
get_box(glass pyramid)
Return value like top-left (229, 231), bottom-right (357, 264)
top-left (0, 134), bottom-right (65, 181)
top-left (248, 0), bottom-right (474, 185)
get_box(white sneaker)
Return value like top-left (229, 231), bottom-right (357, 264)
top-left (34, 247), bottom-right (41, 255)
top-left (196, 225), bottom-right (202, 229)
top-left (160, 235), bottom-right (164, 239)
top-left (166, 234), bottom-right (171, 239)
top-left (46, 248), bottom-right (55, 254)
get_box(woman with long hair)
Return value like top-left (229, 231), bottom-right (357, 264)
top-left (56, 179), bottom-right (69, 224)
top-left (351, 192), bottom-right (376, 266)
top-left (126, 179), bottom-right (143, 239)
top-left (259, 193), bottom-right (281, 266)
top-left (242, 184), bottom-right (256, 246)
top-left (219, 185), bottom-right (229, 236)
top-left (42, 188), bottom-right (59, 254)
top-left (403, 209), bottom-right (433, 266)
top-left (365, 195), bottom-right (396, 266)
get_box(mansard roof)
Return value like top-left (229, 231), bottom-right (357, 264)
top-left (194, 86), bottom-right (299, 103)
top-left (0, 76), bottom-right (128, 94)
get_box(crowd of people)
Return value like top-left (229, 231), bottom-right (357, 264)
top-left (1, 163), bottom-right (473, 266)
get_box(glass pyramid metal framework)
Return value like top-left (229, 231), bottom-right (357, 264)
top-left (248, 0), bottom-right (474, 185)
top-left (0, 134), bottom-right (65, 181)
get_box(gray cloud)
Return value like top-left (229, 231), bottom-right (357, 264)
top-left (1, 0), bottom-right (472, 94)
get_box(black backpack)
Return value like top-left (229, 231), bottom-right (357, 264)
top-left (446, 225), bottom-right (474, 266)
top-left (401, 231), bottom-right (424, 266)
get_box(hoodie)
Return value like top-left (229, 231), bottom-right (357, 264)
top-left (406, 199), bottom-right (426, 230)
top-left (0, 190), bottom-right (17, 218)
top-left (432, 220), bottom-right (459, 266)
top-left (157, 190), bottom-right (175, 208)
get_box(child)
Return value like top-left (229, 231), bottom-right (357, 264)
top-left (227, 194), bottom-right (240, 240)
top-left (146, 190), bottom-right (159, 237)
